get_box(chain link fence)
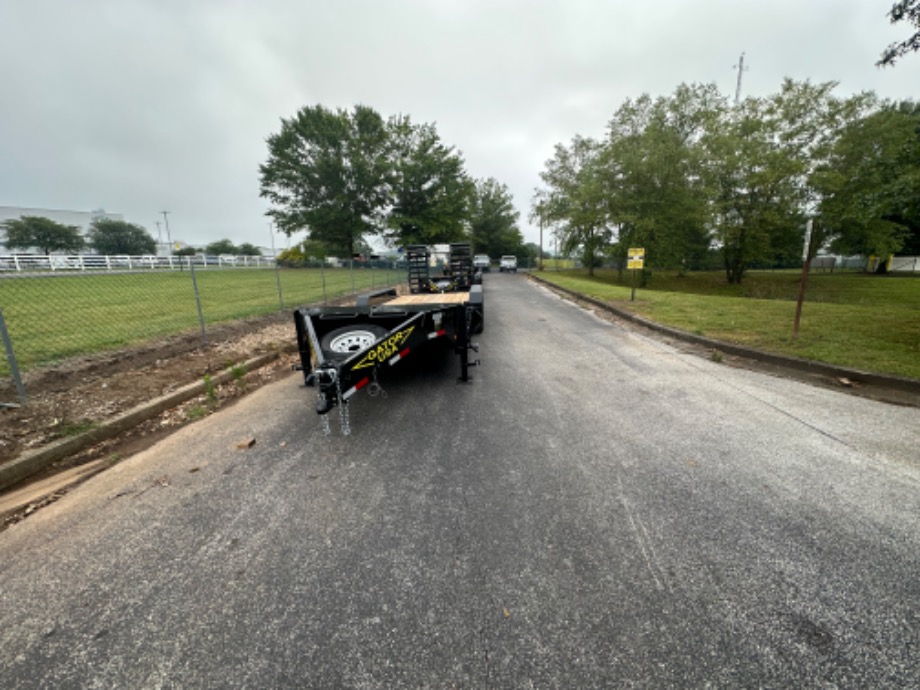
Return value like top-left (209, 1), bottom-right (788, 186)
top-left (0, 258), bottom-right (404, 405)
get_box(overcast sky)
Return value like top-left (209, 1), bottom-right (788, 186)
top-left (1, 0), bottom-right (917, 251)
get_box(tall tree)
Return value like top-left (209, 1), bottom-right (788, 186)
top-left (385, 116), bottom-right (473, 247)
top-left (705, 94), bottom-right (807, 283)
top-left (878, 0), bottom-right (920, 66)
top-left (469, 178), bottom-right (522, 259)
top-left (87, 218), bottom-right (156, 255)
top-left (2, 216), bottom-right (85, 254)
top-left (602, 85), bottom-right (722, 272)
top-left (260, 104), bottom-right (391, 256)
top-left (816, 102), bottom-right (920, 262)
top-left (533, 136), bottom-right (609, 275)
top-left (703, 81), bottom-right (870, 282)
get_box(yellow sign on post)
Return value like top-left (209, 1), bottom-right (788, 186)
top-left (627, 247), bottom-right (645, 270)
top-left (628, 248), bottom-right (645, 301)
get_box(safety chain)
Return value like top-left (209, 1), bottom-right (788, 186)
top-left (316, 386), bottom-right (332, 436)
top-left (319, 391), bottom-right (331, 436)
top-left (317, 366), bottom-right (387, 437)
top-left (336, 375), bottom-right (351, 436)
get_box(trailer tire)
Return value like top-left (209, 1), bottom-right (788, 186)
top-left (320, 324), bottom-right (388, 361)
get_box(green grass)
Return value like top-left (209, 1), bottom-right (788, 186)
top-left (0, 266), bottom-right (401, 375)
top-left (536, 268), bottom-right (920, 380)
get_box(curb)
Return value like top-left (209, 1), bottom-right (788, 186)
top-left (528, 273), bottom-right (920, 397)
top-left (0, 351), bottom-right (284, 493)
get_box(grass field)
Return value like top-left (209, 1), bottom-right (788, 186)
top-left (535, 268), bottom-right (920, 380)
top-left (0, 266), bottom-right (401, 376)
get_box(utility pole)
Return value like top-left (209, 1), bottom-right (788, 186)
top-left (539, 218), bottom-right (544, 271)
top-left (733, 52), bottom-right (748, 106)
top-left (161, 211), bottom-right (172, 254)
top-left (155, 220), bottom-right (162, 243)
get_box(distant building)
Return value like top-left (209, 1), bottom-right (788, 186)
top-left (0, 206), bottom-right (124, 253)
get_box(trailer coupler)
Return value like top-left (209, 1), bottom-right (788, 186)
top-left (310, 367), bottom-right (341, 415)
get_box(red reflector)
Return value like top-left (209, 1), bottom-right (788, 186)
top-left (437, 329), bottom-right (446, 337)
top-left (399, 347), bottom-right (410, 358)
top-left (355, 377), bottom-right (370, 391)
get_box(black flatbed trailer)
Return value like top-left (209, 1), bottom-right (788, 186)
top-left (294, 244), bottom-right (484, 434)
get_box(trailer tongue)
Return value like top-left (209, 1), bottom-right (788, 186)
top-left (294, 244), bottom-right (484, 435)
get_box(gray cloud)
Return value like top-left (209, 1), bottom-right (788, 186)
top-left (1, 0), bottom-right (916, 249)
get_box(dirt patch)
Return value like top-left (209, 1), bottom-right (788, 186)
top-left (0, 314), bottom-right (302, 492)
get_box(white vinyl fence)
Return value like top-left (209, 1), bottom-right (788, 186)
top-left (0, 254), bottom-right (276, 272)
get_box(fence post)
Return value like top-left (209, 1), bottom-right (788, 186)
top-left (274, 262), bottom-right (284, 312)
top-left (321, 262), bottom-right (328, 304)
top-left (0, 308), bottom-right (26, 405)
top-left (188, 261), bottom-right (208, 346)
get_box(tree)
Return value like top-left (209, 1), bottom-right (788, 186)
top-left (237, 243), bottom-right (262, 256)
top-left (816, 102), bottom-right (920, 263)
top-left (533, 136), bottom-right (610, 275)
top-left (469, 178), bottom-right (523, 260)
top-left (601, 85), bottom-right (722, 273)
top-left (87, 218), bottom-right (156, 255)
top-left (2, 215), bottom-right (85, 254)
top-left (205, 239), bottom-right (238, 255)
top-left (174, 246), bottom-right (197, 257)
top-left (276, 238), bottom-right (333, 266)
top-left (702, 80), bottom-right (871, 282)
top-left (301, 238), bottom-right (332, 259)
top-left (878, 0), bottom-right (920, 66)
top-left (260, 104), bottom-right (391, 256)
top-left (385, 116), bottom-right (474, 247)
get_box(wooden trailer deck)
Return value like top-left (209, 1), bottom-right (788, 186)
top-left (384, 292), bottom-right (472, 306)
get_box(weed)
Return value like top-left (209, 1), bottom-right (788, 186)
top-left (230, 363), bottom-right (246, 388)
top-left (710, 350), bottom-right (724, 364)
top-left (203, 375), bottom-right (218, 405)
top-left (187, 405), bottom-right (207, 420)
top-left (59, 420), bottom-right (98, 437)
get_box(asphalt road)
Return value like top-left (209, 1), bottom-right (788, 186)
top-left (2, 273), bottom-right (919, 688)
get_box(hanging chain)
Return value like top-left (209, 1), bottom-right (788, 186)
top-left (319, 390), bottom-right (331, 436)
top-left (336, 375), bottom-right (351, 436)
top-left (317, 365), bottom-right (389, 436)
